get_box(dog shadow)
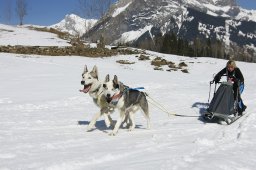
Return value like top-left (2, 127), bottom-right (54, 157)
top-left (192, 102), bottom-right (210, 123)
top-left (78, 120), bottom-right (145, 132)
top-left (77, 120), bottom-right (110, 132)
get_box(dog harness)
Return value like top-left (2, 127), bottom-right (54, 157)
top-left (110, 87), bottom-right (144, 105)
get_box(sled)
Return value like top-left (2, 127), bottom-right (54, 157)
top-left (203, 81), bottom-right (245, 125)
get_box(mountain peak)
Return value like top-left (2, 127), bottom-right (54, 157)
top-left (51, 14), bottom-right (97, 36)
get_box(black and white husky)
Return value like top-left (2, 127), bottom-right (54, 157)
top-left (102, 75), bottom-right (150, 135)
top-left (80, 65), bottom-right (115, 131)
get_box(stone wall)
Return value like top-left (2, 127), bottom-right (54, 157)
top-left (0, 45), bottom-right (134, 57)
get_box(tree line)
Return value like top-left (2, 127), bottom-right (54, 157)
top-left (136, 32), bottom-right (255, 62)
top-left (162, 33), bottom-right (226, 58)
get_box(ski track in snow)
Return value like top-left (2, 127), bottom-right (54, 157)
top-left (0, 53), bottom-right (255, 170)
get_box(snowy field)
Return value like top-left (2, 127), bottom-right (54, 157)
top-left (0, 24), bottom-right (256, 170)
top-left (0, 52), bottom-right (256, 170)
top-left (0, 24), bottom-right (70, 46)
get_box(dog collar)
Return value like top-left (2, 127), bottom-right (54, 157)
top-left (110, 92), bottom-right (122, 105)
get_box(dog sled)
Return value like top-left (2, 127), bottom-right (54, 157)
top-left (203, 80), bottom-right (245, 125)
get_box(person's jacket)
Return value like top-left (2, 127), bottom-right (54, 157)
top-left (214, 67), bottom-right (244, 84)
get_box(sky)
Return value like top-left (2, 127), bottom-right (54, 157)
top-left (0, 0), bottom-right (255, 26)
top-left (237, 0), bottom-right (256, 10)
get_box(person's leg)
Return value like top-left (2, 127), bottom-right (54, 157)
top-left (233, 83), bottom-right (238, 100)
top-left (238, 83), bottom-right (246, 115)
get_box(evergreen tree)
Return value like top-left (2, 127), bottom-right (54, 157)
top-left (160, 34), bottom-right (172, 54)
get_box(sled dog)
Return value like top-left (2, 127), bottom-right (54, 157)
top-left (102, 75), bottom-right (150, 135)
top-left (80, 65), bottom-right (115, 131)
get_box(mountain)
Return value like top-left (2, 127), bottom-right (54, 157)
top-left (51, 14), bottom-right (98, 36)
top-left (84, 0), bottom-right (256, 59)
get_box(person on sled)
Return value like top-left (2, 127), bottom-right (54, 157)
top-left (213, 60), bottom-right (246, 116)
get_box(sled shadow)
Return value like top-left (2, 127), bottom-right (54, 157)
top-left (192, 102), bottom-right (209, 115)
top-left (192, 102), bottom-right (223, 124)
top-left (192, 102), bottom-right (210, 123)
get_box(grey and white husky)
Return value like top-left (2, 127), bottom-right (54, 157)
top-left (80, 65), bottom-right (115, 131)
top-left (102, 75), bottom-right (150, 135)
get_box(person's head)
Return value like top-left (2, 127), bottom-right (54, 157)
top-left (226, 60), bottom-right (236, 72)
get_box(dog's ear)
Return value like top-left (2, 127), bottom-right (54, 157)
top-left (91, 65), bottom-right (98, 79)
top-left (83, 65), bottom-right (88, 73)
top-left (113, 75), bottom-right (118, 84)
top-left (105, 74), bottom-right (110, 82)
top-left (113, 75), bottom-right (120, 89)
top-left (119, 82), bottom-right (125, 92)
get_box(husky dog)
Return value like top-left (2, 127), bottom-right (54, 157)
top-left (80, 65), bottom-right (115, 131)
top-left (102, 75), bottom-right (150, 135)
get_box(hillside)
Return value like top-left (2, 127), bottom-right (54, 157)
top-left (0, 24), bottom-right (70, 46)
top-left (0, 24), bottom-right (130, 57)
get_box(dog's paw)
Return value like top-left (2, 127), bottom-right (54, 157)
top-left (124, 123), bottom-right (131, 129)
top-left (108, 131), bottom-right (117, 136)
top-left (86, 126), bottom-right (95, 132)
top-left (128, 127), bottom-right (135, 131)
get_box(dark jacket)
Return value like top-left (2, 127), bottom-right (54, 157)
top-left (214, 67), bottom-right (244, 84)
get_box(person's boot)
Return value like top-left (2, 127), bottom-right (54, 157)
top-left (237, 106), bottom-right (242, 116)
top-left (238, 105), bottom-right (246, 116)
top-left (242, 105), bottom-right (247, 112)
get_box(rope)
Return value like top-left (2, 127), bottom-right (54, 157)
top-left (126, 86), bottom-right (200, 118)
top-left (145, 93), bottom-right (200, 118)
top-left (147, 98), bottom-right (173, 117)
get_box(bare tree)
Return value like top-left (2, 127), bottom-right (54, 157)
top-left (16, 0), bottom-right (27, 25)
top-left (78, 0), bottom-right (112, 44)
top-left (78, 0), bottom-right (95, 37)
top-left (4, 0), bottom-right (13, 24)
top-left (79, 0), bottom-right (112, 18)
top-left (95, 0), bottom-right (112, 46)
top-left (96, 0), bottom-right (111, 18)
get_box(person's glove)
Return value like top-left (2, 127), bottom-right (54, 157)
top-left (213, 76), bottom-right (220, 83)
top-left (228, 76), bottom-right (238, 83)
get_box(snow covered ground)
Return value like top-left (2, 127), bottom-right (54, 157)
top-left (0, 24), bottom-right (256, 170)
top-left (0, 53), bottom-right (256, 170)
top-left (0, 24), bottom-right (70, 46)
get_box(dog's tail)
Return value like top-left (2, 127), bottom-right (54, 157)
top-left (140, 93), bottom-right (150, 129)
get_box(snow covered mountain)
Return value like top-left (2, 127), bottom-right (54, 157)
top-left (51, 14), bottom-right (97, 36)
top-left (85, 0), bottom-right (256, 55)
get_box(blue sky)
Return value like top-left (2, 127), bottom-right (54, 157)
top-left (0, 0), bottom-right (79, 25)
top-left (0, 0), bottom-right (255, 26)
top-left (238, 0), bottom-right (256, 10)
